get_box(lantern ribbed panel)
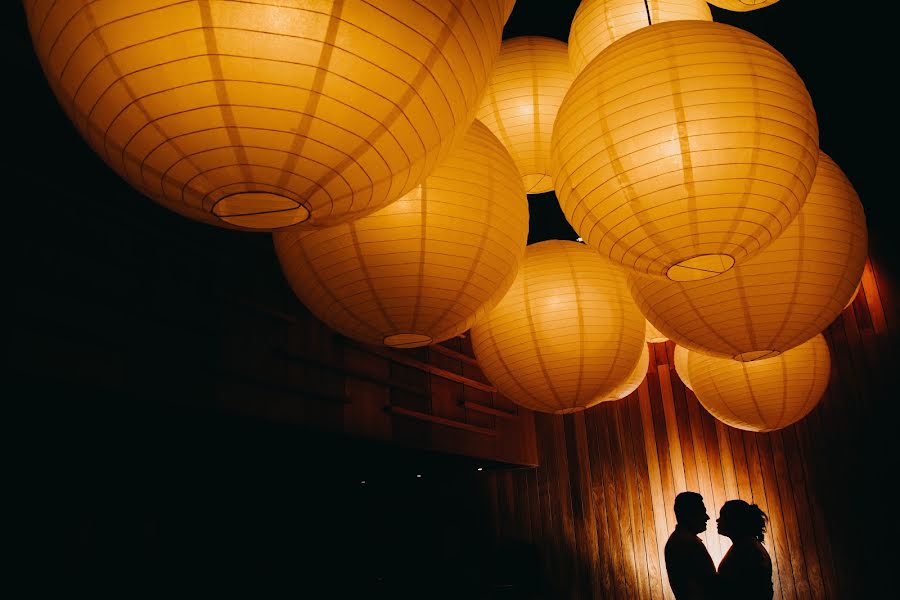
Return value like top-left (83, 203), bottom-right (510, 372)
top-left (673, 345), bottom-right (692, 390)
top-left (471, 240), bottom-right (646, 414)
top-left (476, 36), bottom-right (574, 194)
top-left (645, 319), bottom-right (668, 343)
top-left (552, 21), bottom-right (819, 280)
top-left (686, 334), bottom-right (831, 432)
top-left (273, 120), bottom-right (528, 348)
top-left (708, 0), bottom-right (779, 12)
top-left (25, 0), bottom-right (507, 230)
top-left (568, 0), bottom-right (712, 77)
top-left (628, 152), bottom-right (867, 360)
top-left (589, 342), bottom-right (650, 405)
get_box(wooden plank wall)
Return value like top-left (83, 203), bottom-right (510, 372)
top-left (488, 255), bottom-right (899, 599)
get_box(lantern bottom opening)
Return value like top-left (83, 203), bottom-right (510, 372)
top-left (666, 253), bottom-right (735, 282)
top-left (213, 192), bottom-right (310, 229)
top-left (384, 333), bottom-right (434, 348)
top-left (735, 349), bottom-right (781, 362)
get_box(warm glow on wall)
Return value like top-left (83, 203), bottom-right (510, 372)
top-left (708, 0), bottom-right (780, 12)
top-left (628, 152), bottom-right (867, 361)
top-left (273, 120), bottom-right (527, 348)
top-left (552, 21), bottom-right (819, 280)
top-left (590, 342), bottom-right (650, 405)
top-left (686, 334), bottom-right (831, 432)
top-left (471, 240), bottom-right (645, 414)
top-left (568, 0), bottom-right (712, 77)
top-left (25, 0), bottom-right (508, 230)
top-left (673, 345), bottom-right (692, 391)
top-left (645, 320), bottom-right (668, 344)
top-left (476, 36), bottom-right (574, 194)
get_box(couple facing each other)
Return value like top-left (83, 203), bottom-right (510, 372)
top-left (665, 491), bottom-right (773, 600)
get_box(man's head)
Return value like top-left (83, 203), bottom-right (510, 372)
top-left (674, 491), bottom-right (709, 534)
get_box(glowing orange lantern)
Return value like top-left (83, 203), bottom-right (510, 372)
top-left (568, 0), bottom-right (712, 76)
top-left (273, 120), bottom-right (527, 348)
top-left (552, 21), bottom-right (819, 280)
top-left (476, 36), bottom-right (574, 193)
top-left (628, 153), bottom-right (867, 361)
top-left (25, 0), bottom-right (508, 230)
top-left (471, 240), bottom-right (645, 413)
top-left (708, 1), bottom-right (780, 12)
top-left (590, 342), bottom-right (650, 405)
top-left (686, 334), bottom-right (831, 432)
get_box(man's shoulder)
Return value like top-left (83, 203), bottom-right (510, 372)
top-left (665, 528), bottom-right (700, 551)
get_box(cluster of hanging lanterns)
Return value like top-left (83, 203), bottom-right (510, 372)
top-left (27, 0), bottom-right (860, 433)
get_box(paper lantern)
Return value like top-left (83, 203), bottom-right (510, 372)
top-left (273, 120), bottom-right (527, 348)
top-left (673, 345), bottom-right (692, 391)
top-left (552, 21), bottom-right (819, 280)
top-left (568, 0), bottom-right (712, 76)
top-left (590, 342), bottom-right (650, 405)
top-left (25, 0), bottom-right (508, 230)
top-left (645, 320), bottom-right (669, 343)
top-left (476, 37), bottom-right (574, 193)
top-left (686, 334), bottom-right (831, 432)
top-left (628, 152), bottom-right (867, 360)
top-left (471, 240), bottom-right (645, 414)
top-left (708, 1), bottom-right (779, 12)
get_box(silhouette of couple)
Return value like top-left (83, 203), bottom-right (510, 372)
top-left (665, 491), bottom-right (773, 600)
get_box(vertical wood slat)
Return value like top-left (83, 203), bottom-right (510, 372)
top-left (755, 434), bottom-right (792, 600)
top-left (617, 400), bottom-right (653, 600)
top-left (783, 424), bottom-right (826, 600)
top-left (627, 393), bottom-right (665, 600)
top-left (585, 406), bottom-right (614, 597)
top-left (794, 409), bottom-right (838, 599)
top-left (610, 404), bottom-right (638, 598)
top-left (636, 380), bottom-right (672, 600)
top-left (567, 413), bottom-right (603, 600)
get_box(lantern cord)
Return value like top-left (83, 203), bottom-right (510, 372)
top-left (643, 0), bottom-right (652, 26)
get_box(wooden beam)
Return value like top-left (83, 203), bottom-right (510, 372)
top-left (429, 343), bottom-right (481, 366)
top-left (274, 346), bottom-right (424, 397)
top-left (386, 405), bottom-right (498, 437)
top-left (463, 400), bottom-right (518, 420)
top-left (346, 340), bottom-right (498, 393)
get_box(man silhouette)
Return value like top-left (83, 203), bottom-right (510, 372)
top-left (665, 491), bottom-right (718, 599)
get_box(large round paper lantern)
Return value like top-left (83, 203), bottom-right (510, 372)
top-left (568, 0), bottom-right (712, 76)
top-left (273, 120), bottom-right (527, 348)
top-left (552, 21), bottom-right (819, 280)
top-left (708, 1), bottom-right (779, 12)
top-left (25, 0), bottom-right (508, 230)
top-left (476, 37), bottom-right (574, 193)
top-left (628, 152), bottom-right (867, 361)
top-left (673, 345), bottom-right (692, 391)
top-left (590, 342), bottom-right (650, 405)
top-left (686, 334), bottom-right (831, 432)
top-left (471, 240), bottom-right (645, 414)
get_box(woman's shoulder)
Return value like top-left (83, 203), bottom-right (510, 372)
top-left (728, 540), bottom-right (772, 568)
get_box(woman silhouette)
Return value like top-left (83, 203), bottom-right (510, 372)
top-left (716, 500), bottom-right (774, 600)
